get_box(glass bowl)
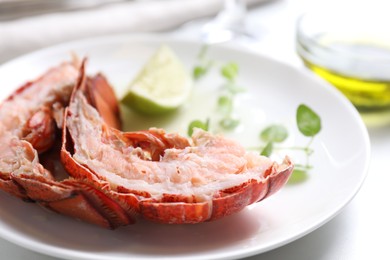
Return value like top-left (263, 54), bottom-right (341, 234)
top-left (296, 8), bottom-right (390, 123)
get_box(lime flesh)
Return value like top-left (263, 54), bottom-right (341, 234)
top-left (121, 45), bottom-right (192, 116)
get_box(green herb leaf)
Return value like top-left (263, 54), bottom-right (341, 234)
top-left (221, 62), bottom-right (239, 82)
top-left (188, 119), bottom-right (209, 136)
top-left (296, 104), bottom-right (321, 137)
top-left (287, 169), bottom-right (309, 185)
top-left (260, 142), bottom-right (273, 156)
top-left (219, 117), bottom-right (240, 130)
top-left (217, 95), bottom-right (233, 113)
top-left (193, 66), bottom-right (208, 80)
top-left (260, 125), bottom-right (288, 143)
top-left (193, 45), bottom-right (213, 80)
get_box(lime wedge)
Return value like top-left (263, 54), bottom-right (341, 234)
top-left (121, 45), bottom-right (192, 115)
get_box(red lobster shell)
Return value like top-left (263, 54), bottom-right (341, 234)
top-left (0, 58), bottom-right (293, 229)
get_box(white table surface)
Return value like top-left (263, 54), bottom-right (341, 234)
top-left (1, 0), bottom-right (389, 259)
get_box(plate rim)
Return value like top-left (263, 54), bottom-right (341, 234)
top-left (0, 33), bottom-right (371, 260)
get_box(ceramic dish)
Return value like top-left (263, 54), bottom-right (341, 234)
top-left (0, 35), bottom-right (370, 260)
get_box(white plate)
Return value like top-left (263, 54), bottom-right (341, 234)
top-left (0, 35), bottom-right (370, 260)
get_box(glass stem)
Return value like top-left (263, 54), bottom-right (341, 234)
top-left (221, 0), bottom-right (247, 29)
top-left (224, 0), bottom-right (247, 13)
top-left (201, 0), bottom-right (251, 43)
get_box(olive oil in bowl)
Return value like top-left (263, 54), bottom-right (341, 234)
top-left (299, 41), bottom-right (390, 111)
top-left (296, 10), bottom-right (390, 125)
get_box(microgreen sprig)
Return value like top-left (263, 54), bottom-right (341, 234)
top-left (221, 62), bottom-right (239, 82)
top-left (188, 118), bottom-right (209, 136)
top-left (218, 62), bottom-right (245, 130)
top-left (191, 45), bottom-right (245, 132)
top-left (296, 104), bottom-right (321, 137)
top-left (189, 46), bottom-right (322, 184)
top-left (260, 124), bottom-right (288, 156)
top-left (193, 45), bottom-right (214, 80)
top-left (258, 104), bottom-right (321, 184)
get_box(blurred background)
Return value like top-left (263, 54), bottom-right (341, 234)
top-left (0, 0), bottom-right (330, 63)
top-left (0, 0), bottom-right (389, 259)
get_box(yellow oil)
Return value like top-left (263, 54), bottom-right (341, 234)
top-left (302, 58), bottom-right (390, 112)
top-left (297, 38), bottom-right (390, 118)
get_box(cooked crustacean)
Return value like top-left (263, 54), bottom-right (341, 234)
top-left (0, 59), bottom-right (132, 228)
top-left (62, 61), bottom-right (294, 224)
top-left (0, 58), bottom-right (293, 228)
top-left (0, 59), bottom-right (79, 199)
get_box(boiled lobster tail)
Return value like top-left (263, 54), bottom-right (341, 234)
top-left (62, 63), bottom-right (293, 225)
top-left (0, 59), bottom-right (134, 228)
top-left (0, 60), bottom-right (80, 200)
top-left (0, 57), bottom-right (293, 228)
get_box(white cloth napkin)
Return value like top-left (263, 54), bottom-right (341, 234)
top-left (0, 0), bottom-right (269, 64)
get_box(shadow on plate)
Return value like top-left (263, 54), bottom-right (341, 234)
top-left (0, 191), bottom-right (264, 256)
